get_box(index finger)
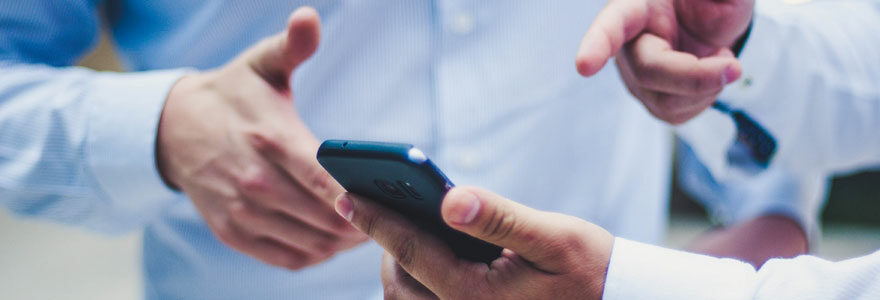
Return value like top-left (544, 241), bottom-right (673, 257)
top-left (336, 193), bottom-right (480, 293)
top-left (381, 251), bottom-right (439, 300)
top-left (248, 131), bottom-right (346, 205)
top-left (576, 0), bottom-right (649, 77)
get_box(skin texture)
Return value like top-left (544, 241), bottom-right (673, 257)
top-left (576, 0), bottom-right (755, 124)
top-left (336, 186), bottom-right (614, 300)
top-left (156, 7), bottom-right (367, 270)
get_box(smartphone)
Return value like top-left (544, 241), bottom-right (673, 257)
top-left (317, 140), bottom-right (502, 264)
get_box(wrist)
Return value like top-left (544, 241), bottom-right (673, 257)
top-left (156, 74), bottom-right (204, 190)
top-left (583, 225), bottom-right (615, 300)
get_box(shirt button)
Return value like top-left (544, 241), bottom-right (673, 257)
top-left (456, 151), bottom-right (481, 171)
top-left (741, 76), bottom-right (753, 88)
top-left (449, 12), bottom-right (475, 35)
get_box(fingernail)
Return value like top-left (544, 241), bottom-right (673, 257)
top-left (448, 191), bottom-right (480, 225)
top-left (721, 66), bottom-right (736, 86)
top-left (336, 194), bottom-right (353, 222)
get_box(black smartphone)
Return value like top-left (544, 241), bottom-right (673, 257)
top-left (317, 140), bottom-right (502, 264)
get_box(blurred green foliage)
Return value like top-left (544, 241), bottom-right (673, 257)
top-left (823, 171), bottom-right (880, 225)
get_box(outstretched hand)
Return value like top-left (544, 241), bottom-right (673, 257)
top-left (157, 7), bottom-right (366, 270)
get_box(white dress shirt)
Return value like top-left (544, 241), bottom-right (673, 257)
top-left (604, 0), bottom-right (880, 298)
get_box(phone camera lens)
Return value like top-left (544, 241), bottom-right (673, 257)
top-left (374, 179), bottom-right (406, 199)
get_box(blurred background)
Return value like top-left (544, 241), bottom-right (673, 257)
top-left (1, 33), bottom-right (878, 300)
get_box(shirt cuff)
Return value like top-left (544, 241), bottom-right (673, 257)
top-left (602, 237), bottom-right (757, 300)
top-left (84, 69), bottom-right (191, 222)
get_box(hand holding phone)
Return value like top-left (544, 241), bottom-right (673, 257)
top-left (317, 140), bottom-right (502, 264)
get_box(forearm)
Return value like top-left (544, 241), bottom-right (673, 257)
top-left (687, 214), bottom-right (807, 268)
top-left (675, 139), bottom-right (827, 265)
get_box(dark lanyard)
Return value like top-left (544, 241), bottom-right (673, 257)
top-left (712, 101), bottom-right (777, 170)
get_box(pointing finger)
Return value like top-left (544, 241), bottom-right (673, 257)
top-left (576, 0), bottom-right (649, 77)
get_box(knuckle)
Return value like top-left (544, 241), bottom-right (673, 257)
top-left (306, 168), bottom-right (336, 198)
top-left (278, 254), bottom-right (307, 270)
top-left (557, 228), bottom-right (589, 255)
top-left (227, 201), bottom-right (252, 223)
top-left (236, 167), bottom-right (271, 195)
top-left (246, 130), bottom-right (284, 155)
top-left (390, 236), bottom-right (419, 268)
top-left (544, 219), bottom-right (590, 264)
top-left (213, 221), bottom-right (241, 248)
top-left (480, 206), bottom-right (517, 242)
top-left (313, 235), bottom-right (342, 254)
